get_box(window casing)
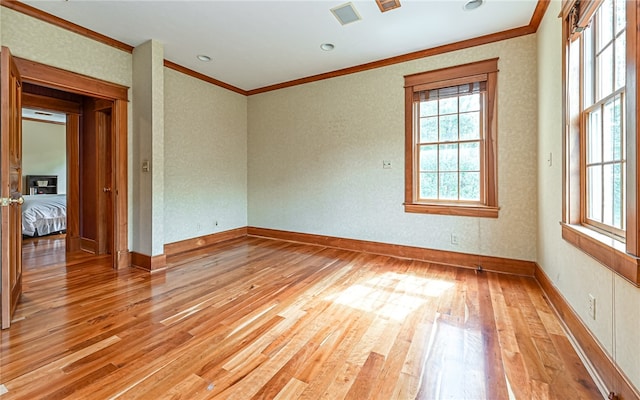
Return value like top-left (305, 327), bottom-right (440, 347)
top-left (562, 0), bottom-right (640, 285)
top-left (404, 59), bottom-right (499, 218)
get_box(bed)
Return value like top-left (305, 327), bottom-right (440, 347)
top-left (22, 194), bottom-right (67, 237)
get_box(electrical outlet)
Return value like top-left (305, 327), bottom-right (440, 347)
top-left (450, 234), bottom-right (459, 245)
top-left (588, 294), bottom-right (596, 320)
top-left (382, 160), bottom-right (392, 169)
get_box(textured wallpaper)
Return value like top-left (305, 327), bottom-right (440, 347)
top-left (537, 0), bottom-right (640, 392)
top-left (248, 35), bottom-right (538, 262)
top-left (1, 8), bottom-right (131, 87)
top-left (163, 68), bottom-right (248, 244)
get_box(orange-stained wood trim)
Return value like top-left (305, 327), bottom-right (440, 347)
top-left (163, 60), bottom-right (247, 96)
top-left (0, 0), bottom-right (134, 53)
top-left (404, 58), bottom-right (499, 87)
top-left (404, 204), bottom-right (499, 218)
top-left (247, 26), bottom-right (536, 95)
top-left (22, 93), bottom-right (81, 115)
top-left (529, 0), bottom-right (551, 29)
top-left (66, 114), bottom-right (81, 253)
top-left (80, 237), bottom-right (97, 254)
top-left (20, 117), bottom-right (64, 125)
top-left (14, 57), bottom-right (129, 100)
top-left (535, 265), bottom-right (640, 400)
top-left (164, 227), bottom-right (249, 257)
top-left (248, 227), bottom-right (535, 276)
top-left (131, 252), bottom-right (167, 272)
top-left (561, 224), bottom-right (640, 287)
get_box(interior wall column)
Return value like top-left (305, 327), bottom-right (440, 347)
top-left (131, 39), bottom-right (166, 270)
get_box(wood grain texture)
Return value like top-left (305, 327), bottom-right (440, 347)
top-left (131, 252), bottom-right (167, 272)
top-left (535, 264), bottom-right (640, 400)
top-left (248, 227), bottom-right (536, 276)
top-left (164, 227), bottom-right (248, 257)
top-left (0, 235), bottom-right (602, 399)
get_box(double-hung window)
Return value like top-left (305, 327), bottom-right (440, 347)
top-left (562, 0), bottom-right (640, 285)
top-left (404, 59), bottom-right (499, 218)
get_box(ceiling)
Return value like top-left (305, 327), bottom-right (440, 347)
top-left (21, 0), bottom-right (541, 92)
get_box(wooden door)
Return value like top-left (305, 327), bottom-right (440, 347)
top-left (96, 107), bottom-right (113, 255)
top-left (1, 47), bottom-right (23, 329)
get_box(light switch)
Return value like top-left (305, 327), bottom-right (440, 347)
top-left (142, 160), bottom-right (150, 172)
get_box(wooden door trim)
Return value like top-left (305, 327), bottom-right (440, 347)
top-left (15, 57), bottom-right (129, 269)
top-left (14, 57), bottom-right (128, 100)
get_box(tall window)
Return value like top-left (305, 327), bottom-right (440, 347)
top-left (583, 0), bottom-right (626, 238)
top-left (562, 0), bottom-right (640, 285)
top-left (404, 59), bottom-right (499, 218)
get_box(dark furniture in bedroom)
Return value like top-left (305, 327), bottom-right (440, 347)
top-left (26, 175), bottom-right (58, 195)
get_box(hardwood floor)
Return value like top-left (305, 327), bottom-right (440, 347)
top-left (1, 235), bottom-right (602, 399)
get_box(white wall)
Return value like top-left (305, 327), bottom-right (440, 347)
top-left (22, 119), bottom-right (66, 194)
top-left (537, 0), bottom-right (640, 391)
top-left (248, 35), bottom-right (538, 262)
top-left (163, 68), bottom-right (248, 244)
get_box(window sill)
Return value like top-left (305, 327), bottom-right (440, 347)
top-left (404, 203), bottom-right (499, 218)
top-left (561, 223), bottom-right (640, 287)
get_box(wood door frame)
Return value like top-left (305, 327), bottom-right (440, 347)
top-left (14, 57), bottom-right (130, 269)
top-left (21, 93), bottom-right (82, 253)
top-left (1, 47), bottom-right (23, 328)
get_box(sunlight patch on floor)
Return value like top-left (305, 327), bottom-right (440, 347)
top-left (325, 272), bottom-right (454, 321)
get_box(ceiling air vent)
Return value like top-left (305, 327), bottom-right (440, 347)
top-left (330, 2), bottom-right (362, 26)
top-left (375, 0), bottom-right (401, 12)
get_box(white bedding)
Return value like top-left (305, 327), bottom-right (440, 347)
top-left (22, 194), bottom-right (67, 237)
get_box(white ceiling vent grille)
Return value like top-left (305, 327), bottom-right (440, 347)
top-left (330, 2), bottom-right (362, 26)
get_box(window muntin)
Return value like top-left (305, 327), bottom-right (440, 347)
top-left (404, 58), bottom-right (498, 218)
top-left (582, 0), bottom-right (626, 238)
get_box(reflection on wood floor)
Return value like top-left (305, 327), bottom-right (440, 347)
top-left (1, 235), bottom-right (602, 399)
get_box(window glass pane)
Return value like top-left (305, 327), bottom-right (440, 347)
top-left (597, 44), bottom-right (614, 100)
top-left (583, 26), bottom-right (594, 107)
top-left (602, 96), bottom-right (623, 162)
top-left (613, 163), bottom-right (624, 229)
top-left (587, 165), bottom-right (603, 222)
top-left (459, 94), bottom-right (480, 112)
top-left (420, 117), bottom-right (438, 143)
top-left (601, 163), bottom-right (625, 230)
top-left (612, 96), bottom-right (622, 160)
top-left (598, 0), bottom-right (613, 51)
top-left (460, 172), bottom-right (480, 201)
top-left (603, 100), bottom-right (614, 162)
top-left (419, 172), bottom-right (438, 199)
top-left (439, 114), bottom-right (458, 142)
top-left (603, 163), bottom-right (614, 226)
top-left (420, 100), bottom-right (438, 117)
top-left (459, 142), bottom-right (480, 171)
top-left (439, 96), bottom-right (458, 115)
top-left (419, 145), bottom-right (438, 172)
top-left (615, 0), bottom-right (625, 34)
top-left (439, 143), bottom-right (458, 172)
top-left (459, 112), bottom-right (480, 140)
top-left (439, 172), bottom-right (459, 200)
top-left (614, 33), bottom-right (625, 91)
top-left (588, 108), bottom-right (602, 164)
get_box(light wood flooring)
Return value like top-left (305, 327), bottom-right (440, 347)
top-left (0, 235), bottom-right (602, 399)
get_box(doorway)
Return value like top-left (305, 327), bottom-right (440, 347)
top-left (14, 56), bottom-right (130, 270)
